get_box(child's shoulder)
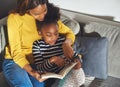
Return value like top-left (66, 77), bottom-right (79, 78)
top-left (57, 35), bottom-right (66, 42)
top-left (33, 39), bottom-right (45, 45)
top-left (59, 34), bottom-right (66, 39)
top-left (59, 34), bottom-right (65, 38)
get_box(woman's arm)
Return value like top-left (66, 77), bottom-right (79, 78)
top-left (7, 14), bottom-right (43, 82)
top-left (7, 14), bottom-right (29, 68)
top-left (58, 20), bottom-right (75, 44)
top-left (58, 20), bottom-right (75, 58)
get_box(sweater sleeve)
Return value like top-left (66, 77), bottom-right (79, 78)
top-left (32, 41), bottom-right (57, 72)
top-left (57, 20), bottom-right (75, 44)
top-left (7, 14), bottom-right (29, 68)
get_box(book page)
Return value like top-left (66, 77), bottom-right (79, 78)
top-left (58, 62), bottom-right (77, 78)
top-left (41, 62), bottom-right (77, 79)
top-left (41, 73), bottom-right (63, 79)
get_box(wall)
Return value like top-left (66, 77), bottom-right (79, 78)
top-left (0, 0), bottom-right (17, 19)
top-left (49, 0), bottom-right (120, 22)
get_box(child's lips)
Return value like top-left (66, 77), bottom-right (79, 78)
top-left (49, 40), bottom-right (57, 45)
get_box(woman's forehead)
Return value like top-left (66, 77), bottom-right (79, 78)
top-left (30, 4), bottom-right (47, 14)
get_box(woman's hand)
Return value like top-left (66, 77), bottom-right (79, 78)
top-left (62, 38), bottom-right (74, 59)
top-left (50, 56), bottom-right (66, 67)
top-left (30, 70), bottom-right (47, 82)
top-left (23, 64), bottom-right (46, 82)
top-left (30, 70), bottom-right (43, 82)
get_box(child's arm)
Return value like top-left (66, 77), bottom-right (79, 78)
top-left (32, 41), bottom-right (66, 72)
top-left (50, 56), bottom-right (66, 67)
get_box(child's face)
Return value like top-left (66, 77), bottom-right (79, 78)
top-left (40, 23), bottom-right (59, 45)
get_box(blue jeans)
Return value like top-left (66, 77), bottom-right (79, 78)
top-left (2, 59), bottom-right (44, 87)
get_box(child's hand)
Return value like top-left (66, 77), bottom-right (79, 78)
top-left (50, 56), bottom-right (66, 67)
top-left (73, 60), bottom-right (81, 69)
top-left (62, 38), bottom-right (74, 59)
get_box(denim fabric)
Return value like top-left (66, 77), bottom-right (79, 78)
top-left (2, 59), bottom-right (44, 87)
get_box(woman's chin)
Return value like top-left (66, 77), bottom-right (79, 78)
top-left (36, 18), bottom-right (44, 21)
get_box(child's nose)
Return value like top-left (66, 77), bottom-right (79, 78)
top-left (52, 36), bottom-right (57, 40)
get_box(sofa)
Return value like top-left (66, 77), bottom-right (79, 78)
top-left (1, 2), bottom-right (120, 87)
top-left (60, 9), bottom-right (120, 87)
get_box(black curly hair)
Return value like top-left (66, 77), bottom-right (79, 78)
top-left (36, 3), bottom-right (60, 31)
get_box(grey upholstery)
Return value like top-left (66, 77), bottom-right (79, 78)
top-left (0, 24), bottom-right (9, 86)
top-left (84, 22), bottom-right (120, 78)
top-left (60, 14), bottom-right (80, 35)
top-left (0, 17), bottom-right (7, 26)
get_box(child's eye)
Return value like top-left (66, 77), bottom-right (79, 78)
top-left (46, 35), bottom-right (50, 36)
top-left (55, 33), bottom-right (58, 36)
top-left (46, 34), bottom-right (51, 37)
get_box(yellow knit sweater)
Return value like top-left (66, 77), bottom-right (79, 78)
top-left (5, 13), bottom-right (75, 68)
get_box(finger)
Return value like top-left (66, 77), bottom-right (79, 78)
top-left (36, 75), bottom-right (41, 80)
top-left (58, 63), bottom-right (64, 67)
top-left (39, 78), bottom-right (47, 82)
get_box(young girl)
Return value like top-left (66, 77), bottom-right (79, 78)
top-left (32, 4), bottom-right (85, 87)
top-left (2, 0), bottom-right (75, 87)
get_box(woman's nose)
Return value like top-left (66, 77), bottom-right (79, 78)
top-left (39, 14), bottom-right (46, 21)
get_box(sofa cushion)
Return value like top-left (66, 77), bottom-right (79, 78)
top-left (75, 37), bottom-right (108, 79)
top-left (0, 17), bottom-right (7, 25)
top-left (84, 22), bottom-right (120, 78)
top-left (0, 25), bottom-right (8, 72)
top-left (61, 14), bottom-right (80, 35)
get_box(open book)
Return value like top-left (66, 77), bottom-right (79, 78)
top-left (41, 62), bottom-right (77, 79)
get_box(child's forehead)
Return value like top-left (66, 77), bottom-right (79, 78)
top-left (42, 23), bottom-right (58, 31)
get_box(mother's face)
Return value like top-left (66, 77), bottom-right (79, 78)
top-left (29, 4), bottom-right (47, 21)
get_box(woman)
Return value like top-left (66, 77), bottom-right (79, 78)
top-left (2, 0), bottom-right (75, 87)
